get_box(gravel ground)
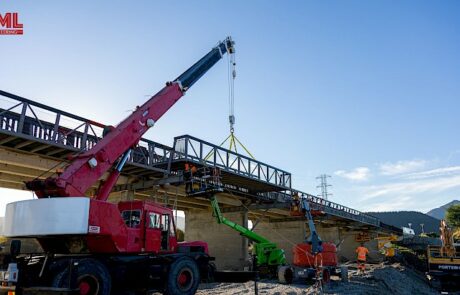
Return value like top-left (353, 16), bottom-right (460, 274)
top-left (195, 262), bottom-right (440, 295)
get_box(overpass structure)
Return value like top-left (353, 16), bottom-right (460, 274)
top-left (0, 89), bottom-right (401, 268)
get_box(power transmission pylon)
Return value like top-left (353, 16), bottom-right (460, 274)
top-left (316, 174), bottom-right (332, 200)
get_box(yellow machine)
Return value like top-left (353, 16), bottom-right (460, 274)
top-left (375, 235), bottom-right (399, 257)
top-left (426, 220), bottom-right (460, 289)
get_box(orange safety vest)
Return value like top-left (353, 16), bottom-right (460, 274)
top-left (356, 246), bottom-right (369, 261)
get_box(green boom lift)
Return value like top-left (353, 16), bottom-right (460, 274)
top-left (210, 196), bottom-right (293, 282)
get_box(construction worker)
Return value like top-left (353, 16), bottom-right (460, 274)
top-left (356, 242), bottom-right (369, 275)
top-left (190, 164), bottom-right (197, 175)
top-left (184, 163), bottom-right (198, 193)
top-left (291, 192), bottom-right (301, 216)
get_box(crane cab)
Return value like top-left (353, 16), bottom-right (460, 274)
top-left (118, 200), bottom-right (178, 253)
top-left (3, 197), bottom-right (182, 255)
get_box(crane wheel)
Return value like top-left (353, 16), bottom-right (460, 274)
top-left (165, 257), bottom-right (200, 295)
top-left (52, 258), bottom-right (111, 295)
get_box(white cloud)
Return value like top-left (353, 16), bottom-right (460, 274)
top-left (362, 174), bottom-right (460, 200)
top-left (404, 166), bottom-right (460, 180)
top-left (335, 167), bottom-right (370, 181)
top-left (338, 162), bottom-right (460, 212)
top-left (379, 160), bottom-right (426, 176)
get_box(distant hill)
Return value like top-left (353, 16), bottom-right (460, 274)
top-left (426, 200), bottom-right (460, 220)
top-left (368, 211), bottom-right (440, 235)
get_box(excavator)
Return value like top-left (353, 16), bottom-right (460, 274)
top-left (426, 219), bottom-right (460, 290)
top-left (0, 37), bottom-right (234, 295)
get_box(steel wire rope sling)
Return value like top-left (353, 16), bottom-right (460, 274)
top-left (204, 43), bottom-right (255, 162)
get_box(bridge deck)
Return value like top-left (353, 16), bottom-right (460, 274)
top-left (0, 90), bottom-right (392, 231)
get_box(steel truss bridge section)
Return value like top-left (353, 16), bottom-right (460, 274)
top-left (168, 135), bottom-right (292, 192)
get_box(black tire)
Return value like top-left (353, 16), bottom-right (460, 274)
top-left (52, 258), bottom-right (111, 295)
top-left (165, 257), bottom-right (200, 295)
top-left (204, 262), bottom-right (216, 283)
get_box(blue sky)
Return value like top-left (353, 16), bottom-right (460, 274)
top-left (0, 1), bottom-right (459, 213)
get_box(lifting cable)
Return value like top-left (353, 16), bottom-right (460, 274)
top-left (228, 48), bottom-right (236, 135)
top-left (205, 46), bottom-right (256, 161)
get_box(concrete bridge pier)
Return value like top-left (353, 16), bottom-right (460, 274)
top-left (184, 208), bottom-right (250, 270)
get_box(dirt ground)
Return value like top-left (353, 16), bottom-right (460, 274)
top-left (196, 262), bottom-right (440, 295)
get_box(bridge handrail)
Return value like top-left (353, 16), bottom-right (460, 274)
top-left (0, 90), bottom-right (173, 173)
top-left (258, 190), bottom-right (380, 226)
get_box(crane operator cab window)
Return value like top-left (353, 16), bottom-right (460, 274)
top-left (148, 212), bottom-right (161, 229)
top-left (121, 210), bottom-right (142, 228)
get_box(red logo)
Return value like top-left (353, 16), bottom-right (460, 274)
top-left (0, 13), bottom-right (23, 35)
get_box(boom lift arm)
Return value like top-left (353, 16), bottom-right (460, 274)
top-left (210, 196), bottom-right (286, 267)
top-left (27, 37), bottom-right (235, 200)
top-left (300, 198), bottom-right (322, 254)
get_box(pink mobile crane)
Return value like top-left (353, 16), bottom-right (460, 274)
top-left (0, 37), bottom-right (235, 295)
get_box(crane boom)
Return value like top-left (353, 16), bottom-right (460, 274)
top-left (27, 37), bottom-right (235, 199)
